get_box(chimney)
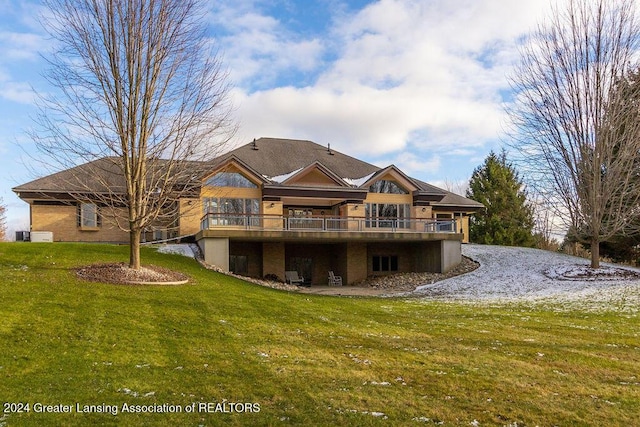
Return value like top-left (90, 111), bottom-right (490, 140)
top-left (251, 138), bottom-right (258, 150)
top-left (327, 143), bottom-right (334, 155)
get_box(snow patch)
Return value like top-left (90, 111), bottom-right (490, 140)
top-left (267, 168), bottom-right (303, 183)
top-left (156, 244), bottom-right (195, 258)
top-left (410, 244), bottom-right (640, 310)
top-left (343, 171), bottom-right (377, 187)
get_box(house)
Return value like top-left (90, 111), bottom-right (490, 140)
top-left (13, 137), bottom-right (483, 285)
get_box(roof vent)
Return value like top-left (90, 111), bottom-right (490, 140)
top-left (327, 143), bottom-right (334, 155)
top-left (251, 138), bottom-right (259, 150)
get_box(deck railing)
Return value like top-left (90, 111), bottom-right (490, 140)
top-left (200, 213), bottom-right (457, 233)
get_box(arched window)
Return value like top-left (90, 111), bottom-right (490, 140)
top-left (205, 172), bottom-right (257, 188)
top-left (369, 180), bottom-right (408, 194)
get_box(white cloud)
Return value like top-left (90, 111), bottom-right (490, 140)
top-left (224, 0), bottom-right (556, 164)
top-left (232, 85), bottom-right (420, 154)
top-left (0, 8), bottom-right (49, 106)
top-left (208, 2), bottom-right (325, 89)
top-left (0, 31), bottom-right (45, 61)
top-left (390, 151), bottom-right (441, 176)
top-left (0, 80), bottom-right (35, 104)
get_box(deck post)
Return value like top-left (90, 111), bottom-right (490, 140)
top-left (441, 239), bottom-right (462, 273)
top-left (199, 237), bottom-right (230, 271)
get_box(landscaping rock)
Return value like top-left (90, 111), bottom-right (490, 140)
top-left (76, 263), bottom-right (188, 285)
top-left (195, 255), bottom-right (479, 295)
top-left (355, 256), bottom-right (480, 293)
top-left (197, 260), bottom-right (301, 292)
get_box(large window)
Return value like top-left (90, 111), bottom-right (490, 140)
top-left (77, 203), bottom-right (100, 228)
top-left (369, 180), bottom-right (409, 194)
top-left (372, 255), bottom-right (398, 272)
top-left (202, 197), bottom-right (260, 226)
top-left (205, 172), bottom-right (257, 188)
top-left (365, 203), bottom-right (410, 228)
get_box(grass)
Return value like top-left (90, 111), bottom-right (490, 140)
top-left (0, 242), bottom-right (639, 426)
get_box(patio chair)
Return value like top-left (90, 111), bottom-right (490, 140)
top-left (328, 271), bottom-right (343, 286)
top-left (285, 270), bottom-right (305, 285)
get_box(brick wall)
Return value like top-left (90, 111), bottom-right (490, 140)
top-left (344, 242), bottom-right (367, 284)
top-left (179, 198), bottom-right (201, 236)
top-left (262, 242), bottom-right (285, 281)
top-left (31, 204), bottom-right (129, 243)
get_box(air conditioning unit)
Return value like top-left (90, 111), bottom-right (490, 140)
top-left (15, 231), bottom-right (31, 242)
top-left (30, 231), bottom-right (54, 242)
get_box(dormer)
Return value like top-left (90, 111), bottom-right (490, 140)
top-left (279, 162), bottom-right (350, 187)
top-left (361, 165), bottom-right (446, 205)
top-left (201, 157), bottom-right (268, 199)
top-left (360, 165), bottom-right (419, 194)
top-left (203, 157), bottom-right (267, 188)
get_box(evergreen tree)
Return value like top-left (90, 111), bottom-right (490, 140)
top-left (467, 151), bottom-right (535, 247)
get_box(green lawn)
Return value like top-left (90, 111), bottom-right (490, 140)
top-left (0, 242), bottom-right (638, 426)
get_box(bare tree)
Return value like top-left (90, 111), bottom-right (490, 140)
top-left (32, 0), bottom-right (235, 269)
top-left (509, 0), bottom-right (640, 268)
top-left (0, 197), bottom-right (6, 241)
top-left (530, 193), bottom-right (561, 251)
top-left (441, 178), bottom-right (469, 197)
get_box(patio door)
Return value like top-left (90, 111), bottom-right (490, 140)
top-left (290, 257), bottom-right (313, 285)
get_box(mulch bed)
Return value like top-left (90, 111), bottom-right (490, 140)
top-left (76, 263), bottom-right (189, 285)
top-left (545, 264), bottom-right (640, 282)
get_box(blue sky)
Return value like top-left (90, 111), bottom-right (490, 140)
top-left (0, 0), bottom-right (558, 237)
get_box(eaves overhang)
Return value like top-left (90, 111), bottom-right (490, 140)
top-left (13, 190), bottom-right (118, 201)
top-left (412, 191), bottom-right (446, 205)
top-left (431, 204), bottom-right (484, 212)
top-left (262, 185), bottom-right (368, 201)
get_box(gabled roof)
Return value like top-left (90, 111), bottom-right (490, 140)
top-left (202, 155), bottom-right (270, 186)
top-left (13, 137), bottom-right (484, 211)
top-left (216, 137), bottom-right (380, 181)
top-left (278, 161), bottom-right (350, 187)
top-left (358, 164), bottom-right (421, 192)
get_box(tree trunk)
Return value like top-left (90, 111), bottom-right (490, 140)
top-left (129, 229), bottom-right (141, 270)
top-left (591, 236), bottom-right (600, 269)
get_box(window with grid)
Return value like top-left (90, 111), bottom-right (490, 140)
top-left (77, 203), bottom-right (100, 228)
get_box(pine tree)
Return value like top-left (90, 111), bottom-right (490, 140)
top-left (467, 151), bottom-right (535, 247)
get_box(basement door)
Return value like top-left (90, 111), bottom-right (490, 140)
top-left (289, 257), bottom-right (313, 285)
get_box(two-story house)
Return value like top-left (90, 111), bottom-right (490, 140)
top-left (13, 137), bottom-right (483, 285)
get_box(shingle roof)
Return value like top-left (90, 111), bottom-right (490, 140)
top-left (13, 157), bottom-right (207, 195)
top-left (412, 178), bottom-right (484, 210)
top-left (13, 157), bottom-right (126, 194)
top-left (224, 139), bottom-right (482, 209)
top-left (13, 137), bottom-right (484, 210)
top-left (217, 137), bottom-right (380, 180)
top-left (433, 191), bottom-right (485, 210)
